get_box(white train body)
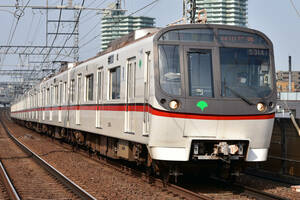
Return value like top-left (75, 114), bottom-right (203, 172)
top-left (10, 24), bottom-right (277, 164)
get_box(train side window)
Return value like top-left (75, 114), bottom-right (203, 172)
top-left (85, 74), bottom-right (94, 101)
top-left (110, 66), bottom-right (121, 99)
top-left (70, 79), bottom-right (75, 103)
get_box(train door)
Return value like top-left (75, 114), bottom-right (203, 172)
top-left (183, 46), bottom-right (218, 137)
top-left (96, 68), bottom-right (103, 128)
top-left (76, 74), bottom-right (82, 125)
top-left (124, 58), bottom-right (136, 133)
top-left (143, 52), bottom-right (151, 136)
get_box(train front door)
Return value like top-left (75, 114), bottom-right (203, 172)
top-left (124, 58), bottom-right (136, 134)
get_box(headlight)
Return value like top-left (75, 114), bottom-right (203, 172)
top-left (169, 100), bottom-right (179, 110)
top-left (257, 102), bottom-right (266, 112)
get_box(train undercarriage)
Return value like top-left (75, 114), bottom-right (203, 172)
top-left (15, 119), bottom-right (246, 183)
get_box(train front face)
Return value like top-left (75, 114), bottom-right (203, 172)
top-left (149, 24), bottom-right (276, 162)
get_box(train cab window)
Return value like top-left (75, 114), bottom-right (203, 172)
top-left (110, 67), bottom-right (121, 99)
top-left (220, 48), bottom-right (272, 98)
top-left (187, 49), bottom-right (213, 97)
top-left (85, 74), bottom-right (94, 101)
top-left (158, 45), bottom-right (181, 96)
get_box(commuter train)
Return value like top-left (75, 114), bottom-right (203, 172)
top-left (10, 24), bottom-right (276, 178)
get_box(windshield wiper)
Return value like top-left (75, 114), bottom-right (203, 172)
top-left (225, 85), bottom-right (255, 105)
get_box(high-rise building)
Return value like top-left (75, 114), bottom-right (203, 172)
top-left (101, 2), bottom-right (155, 50)
top-left (195, 0), bottom-right (248, 27)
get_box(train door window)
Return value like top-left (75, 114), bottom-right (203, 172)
top-left (55, 85), bottom-right (58, 105)
top-left (70, 79), bottom-right (75, 103)
top-left (59, 82), bottom-right (63, 105)
top-left (47, 88), bottom-right (50, 105)
top-left (63, 82), bottom-right (67, 103)
top-left (187, 49), bottom-right (213, 97)
top-left (96, 69), bottom-right (103, 128)
top-left (43, 89), bottom-right (45, 106)
top-left (110, 66), bottom-right (121, 99)
top-left (97, 70), bottom-right (102, 101)
top-left (77, 75), bottom-right (82, 104)
top-left (76, 75), bottom-right (82, 125)
top-left (85, 74), bottom-right (94, 101)
top-left (51, 86), bottom-right (54, 105)
top-left (36, 93), bottom-right (38, 119)
top-left (127, 61), bottom-right (136, 99)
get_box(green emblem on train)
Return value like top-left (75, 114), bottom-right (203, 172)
top-left (196, 101), bottom-right (208, 111)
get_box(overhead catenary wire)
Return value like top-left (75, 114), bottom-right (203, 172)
top-left (42, 0), bottom-right (159, 78)
top-left (26, 0), bottom-right (64, 79)
top-left (24, 10), bottom-right (35, 45)
top-left (79, 0), bottom-right (159, 51)
top-left (80, 0), bottom-right (110, 21)
top-left (40, 0), bottom-right (85, 75)
top-left (290, 0), bottom-right (300, 18)
top-left (0, 0), bottom-right (31, 68)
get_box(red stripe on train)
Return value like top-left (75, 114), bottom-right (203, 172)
top-left (11, 105), bottom-right (275, 120)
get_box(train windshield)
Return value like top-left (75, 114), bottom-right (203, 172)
top-left (158, 45), bottom-right (182, 96)
top-left (220, 47), bottom-right (273, 98)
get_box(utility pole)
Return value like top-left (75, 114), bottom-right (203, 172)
top-left (74, 9), bottom-right (79, 62)
top-left (289, 56), bottom-right (292, 92)
top-left (0, 1), bottom-right (125, 100)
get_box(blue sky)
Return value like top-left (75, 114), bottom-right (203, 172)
top-left (126, 0), bottom-right (300, 71)
top-left (0, 0), bottom-right (299, 74)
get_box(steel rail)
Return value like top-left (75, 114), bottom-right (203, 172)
top-left (70, 147), bottom-right (213, 200)
top-left (210, 176), bottom-right (290, 200)
top-left (236, 183), bottom-right (290, 200)
top-left (0, 160), bottom-right (20, 200)
top-left (0, 119), bottom-right (97, 200)
top-left (42, 134), bottom-right (213, 200)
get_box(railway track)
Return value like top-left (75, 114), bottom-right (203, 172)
top-left (208, 175), bottom-right (293, 200)
top-left (0, 118), bottom-right (96, 200)
top-left (0, 159), bottom-right (19, 200)
top-left (237, 183), bottom-right (291, 200)
top-left (3, 112), bottom-right (297, 200)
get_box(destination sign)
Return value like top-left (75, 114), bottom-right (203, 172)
top-left (218, 29), bottom-right (267, 45)
top-left (219, 35), bottom-right (255, 43)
